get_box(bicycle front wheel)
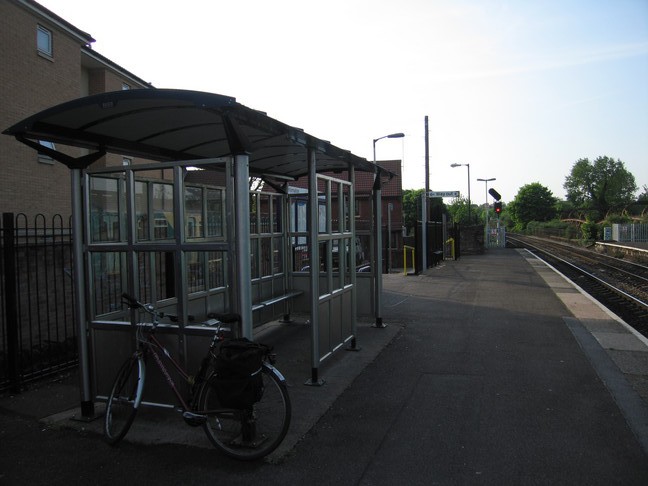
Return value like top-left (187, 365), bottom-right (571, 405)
top-left (198, 365), bottom-right (291, 461)
top-left (104, 355), bottom-right (143, 445)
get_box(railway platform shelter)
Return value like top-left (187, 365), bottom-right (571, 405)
top-left (4, 89), bottom-right (394, 417)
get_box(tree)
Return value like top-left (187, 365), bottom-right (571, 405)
top-left (447, 197), bottom-right (475, 225)
top-left (402, 189), bottom-right (446, 232)
top-left (563, 156), bottom-right (637, 214)
top-left (508, 183), bottom-right (558, 230)
top-left (402, 189), bottom-right (424, 232)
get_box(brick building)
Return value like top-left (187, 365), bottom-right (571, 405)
top-left (0, 0), bottom-right (152, 218)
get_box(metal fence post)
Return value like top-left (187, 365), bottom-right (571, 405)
top-left (2, 213), bottom-right (20, 392)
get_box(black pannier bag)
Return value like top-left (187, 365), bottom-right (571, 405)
top-left (212, 338), bottom-right (269, 409)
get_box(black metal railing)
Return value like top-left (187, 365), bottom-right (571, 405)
top-left (1, 213), bottom-right (77, 392)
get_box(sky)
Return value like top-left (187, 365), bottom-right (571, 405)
top-left (38, 0), bottom-right (648, 204)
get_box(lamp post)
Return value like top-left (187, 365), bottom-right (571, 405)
top-left (373, 133), bottom-right (405, 164)
top-left (372, 132), bottom-right (404, 328)
top-left (450, 163), bottom-right (471, 224)
top-left (477, 177), bottom-right (496, 247)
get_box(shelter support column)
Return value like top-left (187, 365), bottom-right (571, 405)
top-left (234, 154), bottom-right (253, 338)
top-left (72, 168), bottom-right (94, 418)
top-left (172, 166), bottom-right (189, 364)
top-left (306, 148), bottom-right (323, 385)
top-left (347, 164), bottom-right (359, 350)
top-left (372, 172), bottom-right (385, 328)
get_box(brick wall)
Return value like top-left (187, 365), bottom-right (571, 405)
top-left (0, 1), bottom-right (153, 219)
top-left (0, 1), bottom-right (84, 218)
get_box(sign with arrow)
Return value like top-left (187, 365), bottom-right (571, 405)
top-left (427, 191), bottom-right (460, 198)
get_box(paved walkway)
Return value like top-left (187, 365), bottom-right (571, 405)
top-left (1, 248), bottom-right (647, 485)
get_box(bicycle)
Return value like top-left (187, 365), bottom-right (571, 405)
top-left (103, 292), bottom-right (291, 461)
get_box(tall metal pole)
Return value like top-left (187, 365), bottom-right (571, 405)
top-left (307, 148), bottom-right (323, 384)
top-left (424, 116), bottom-right (429, 269)
top-left (234, 154), bottom-right (252, 338)
top-left (477, 177), bottom-right (495, 248)
top-left (421, 192), bottom-right (427, 271)
top-left (371, 132), bottom-right (403, 327)
top-left (467, 164), bottom-right (471, 224)
top-left (483, 179), bottom-right (489, 248)
top-left (372, 169), bottom-right (385, 328)
top-left (424, 116), bottom-right (429, 219)
top-left (71, 168), bottom-right (93, 418)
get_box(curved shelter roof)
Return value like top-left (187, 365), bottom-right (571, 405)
top-left (4, 88), bottom-right (390, 180)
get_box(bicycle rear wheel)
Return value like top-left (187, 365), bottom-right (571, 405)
top-left (104, 355), bottom-right (143, 445)
top-left (198, 365), bottom-right (291, 461)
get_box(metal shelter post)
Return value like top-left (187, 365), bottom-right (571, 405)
top-left (225, 157), bottom-right (238, 325)
top-left (372, 172), bottom-right (385, 328)
top-left (172, 166), bottom-right (189, 362)
top-left (234, 154), bottom-right (253, 338)
top-left (306, 148), bottom-right (323, 385)
top-left (347, 164), bottom-right (360, 351)
top-left (71, 168), bottom-right (94, 418)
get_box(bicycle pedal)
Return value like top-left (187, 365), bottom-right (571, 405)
top-left (182, 411), bottom-right (206, 426)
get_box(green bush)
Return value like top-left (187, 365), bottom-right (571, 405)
top-left (581, 219), bottom-right (600, 241)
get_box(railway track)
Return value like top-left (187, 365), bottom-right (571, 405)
top-left (507, 235), bottom-right (648, 337)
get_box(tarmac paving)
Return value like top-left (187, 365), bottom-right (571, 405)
top-left (2, 247), bottom-right (648, 484)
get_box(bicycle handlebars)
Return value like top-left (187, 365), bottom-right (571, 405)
top-left (121, 292), bottom-right (240, 325)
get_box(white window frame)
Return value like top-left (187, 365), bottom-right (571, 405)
top-left (37, 25), bottom-right (53, 57)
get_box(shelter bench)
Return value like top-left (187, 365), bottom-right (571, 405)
top-left (252, 289), bottom-right (304, 322)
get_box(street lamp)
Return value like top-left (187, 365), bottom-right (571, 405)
top-left (372, 132), bottom-right (404, 329)
top-left (477, 177), bottom-right (496, 246)
top-left (373, 133), bottom-right (405, 164)
top-left (450, 163), bottom-right (471, 223)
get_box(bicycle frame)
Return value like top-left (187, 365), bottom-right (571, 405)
top-left (140, 330), bottom-right (202, 412)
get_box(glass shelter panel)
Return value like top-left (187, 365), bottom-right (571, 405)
top-left (186, 251), bottom-right (205, 293)
top-left (250, 239), bottom-right (259, 279)
top-left (91, 251), bottom-right (125, 315)
top-left (260, 237), bottom-right (272, 277)
top-left (273, 236), bottom-right (283, 275)
top-left (259, 194), bottom-right (271, 233)
top-left (250, 193), bottom-right (258, 233)
top-left (185, 186), bottom-right (203, 238)
top-left (206, 188), bottom-right (223, 237)
top-left (343, 185), bottom-right (351, 232)
top-left (153, 183), bottom-right (174, 240)
top-left (135, 181), bottom-right (149, 241)
top-left (208, 251), bottom-right (225, 289)
top-left (90, 176), bottom-right (124, 243)
top-left (272, 195), bottom-right (282, 233)
top-left (331, 182), bottom-right (340, 233)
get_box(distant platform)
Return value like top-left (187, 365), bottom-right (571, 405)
top-left (595, 241), bottom-right (648, 262)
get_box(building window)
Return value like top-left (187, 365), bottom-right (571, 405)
top-left (37, 25), bottom-right (52, 57)
top-left (122, 83), bottom-right (130, 90)
top-left (122, 157), bottom-right (132, 166)
top-left (38, 140), bottom-right (55, 164)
